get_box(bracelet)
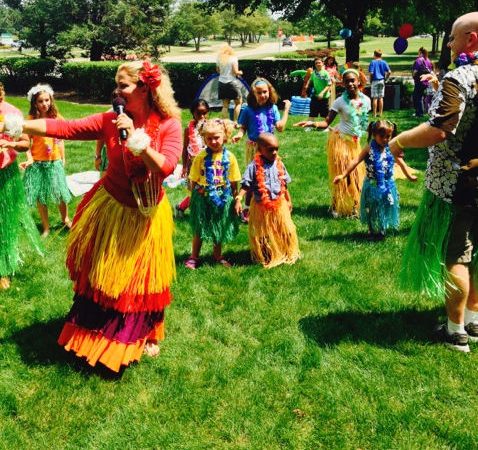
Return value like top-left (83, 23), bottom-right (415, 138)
top-left (396, 138), bottom-right (405, 150)
top-left (127, 128), bottom-right (151, 156)
top-left (4, 114), bottom-right (24, 140)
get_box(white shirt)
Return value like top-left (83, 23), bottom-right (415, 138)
top-left (331, 94), bottom-right (371, 136)
top-left (217, 56), bottom-right (238, 83)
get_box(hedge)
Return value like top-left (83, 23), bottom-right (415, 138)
top-left (0, 57), bottom-right (409, 109)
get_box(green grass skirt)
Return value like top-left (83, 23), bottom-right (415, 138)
top-left (0, 162), bottom-right (42, 277)
top-left (399, 189), bottom-right (476, 299)
top-left (23, 160), bottom-right (71, 206)
top-left (190, 189), bottom-right (240, 244)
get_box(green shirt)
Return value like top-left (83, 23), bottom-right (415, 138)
top-left (310, 69), bottom-right (331, 99)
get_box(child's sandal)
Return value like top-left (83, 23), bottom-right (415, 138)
top-left (214, 257), bottom-right (232, 268)
top-left (184, 257), bottom-right (200, 270)
top-left (144, 341), bottom-right (160, 357)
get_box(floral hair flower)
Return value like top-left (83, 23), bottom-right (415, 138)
top-left (27, 83), bottom-right (54, 102)
top-left (139, 61), bottom-right (161, 89)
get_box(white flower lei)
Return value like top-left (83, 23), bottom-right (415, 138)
top-left (4, 114), bottom-right (24, 140)
top-left (127, 128), bottom-right (151, 156)
top-left (27, 84), bottom-right (54, 102)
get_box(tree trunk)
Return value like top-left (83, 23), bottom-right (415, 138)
top-left (40, 43), bottom-right (47, 59)
top-left (194, 38), bottom-right (200, 52)
top-left (327, 29), bottom-right (332, 48)
top-left (90, 40), bottom-right (104, 61)
top-left (343, 15), bottom-right (365, 62)
top-left (438, 21), bottom-right (453, 71)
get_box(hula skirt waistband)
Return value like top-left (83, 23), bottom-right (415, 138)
top-left (59, 185), bottom-right (175, 372)
top-left (189, 188), bottom-right (239, 244)
top-left (23, 160), bottom-right (71, 206)
top-left (249, 197), bottom-right (300, 268)
top-left (327, 129), bottom-right (364, 216)
top-left (0, 162), bottom-right (42, 277)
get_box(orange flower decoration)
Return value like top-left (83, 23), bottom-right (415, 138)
top-left (254, 153), bottom-right (287, 211)
top-left (139, 61), bottom-right (161, 89)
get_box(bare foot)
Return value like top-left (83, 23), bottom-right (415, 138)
top-left (63, 218), bottom-right (72, 229)
top-left (0, 277), bottom-right (11, 290)
top-left (144, 341), bottom-right (160, 357)
top-left (41, 229), bottom-right (50, 238)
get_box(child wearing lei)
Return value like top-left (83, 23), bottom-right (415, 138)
top-left (232, 78), bottom-right (291, 220)
top-left (235, 133), bottom-right (299, 268)
top-left (175, 98), bottom-right (209, 217)
top-left (295, 69), bottom-right (371, 217)
top-left (334, 120), bottom-right (417, 240)
top-left (21, 84), bottom-right (72, 237)
top-left (186, 119), bottom-right (241, 269)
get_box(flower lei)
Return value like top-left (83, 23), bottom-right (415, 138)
top-left (370, 139), bottom-right (395, 204)
top-left (454, 51), bottom-right (478, 67)
top-left (187, 120), bottom-right (204, 156)
top-left (139, 61), bottom-right (161, 89)
top-left (254, 153), bottom-right (287, 210)
top-left (204, 146), bottom-right (231, 208)
top-left (254, 106), bottom-right (276, 135)
top-left (342, 90), bottom-right (369, 140)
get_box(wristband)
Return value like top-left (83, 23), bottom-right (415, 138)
top-left (396, 138), bottom-right (405, 150)
top-left (127, 128), bottom-right (151, 156)
top-left (4, 114), bottom-right (24, 140)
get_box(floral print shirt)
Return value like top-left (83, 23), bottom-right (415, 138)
top-left (427, 62), bottom-right (478, 206)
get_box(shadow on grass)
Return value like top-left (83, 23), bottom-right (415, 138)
top-left (309, 226), bottom-right (412, 243)
top-left (292, 204), bottom-right (331, 219)
top-left (299, 307), bottom-right (442, 347)
top-left (175, 249), bottom-right (253, 268)
top-left (6, 318), bottom-right (125, 380)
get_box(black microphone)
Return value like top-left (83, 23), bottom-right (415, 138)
top-left (112, 97), bottom-right (128, 141)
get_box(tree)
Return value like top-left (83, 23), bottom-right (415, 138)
top-left (0, 4), bottom-right (21, 34)
top-left (170, 2), bottom-right (221, 51)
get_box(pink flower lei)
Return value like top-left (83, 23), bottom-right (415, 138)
top-left (139, 61), bottom-right (162, 89)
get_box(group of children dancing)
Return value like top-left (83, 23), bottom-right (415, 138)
top-left (1, 66), bottom-right (419, 290)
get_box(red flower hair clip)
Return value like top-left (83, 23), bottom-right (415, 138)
top-left (139, 61), bottom-right (161, 89)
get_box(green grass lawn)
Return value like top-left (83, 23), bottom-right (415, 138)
top-left (1, 98), bottom-right (476, 450)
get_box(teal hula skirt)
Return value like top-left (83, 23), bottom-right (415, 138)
top-left (189, 188), bottom-right (240, 244)
top-left (23, 160), bottom-right (71, 206)
top-left (360, 178), bottom-right (399, 234)
top-left (0, 162), bottom-right (42, 277)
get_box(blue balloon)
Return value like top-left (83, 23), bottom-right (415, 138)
top-left (339, 28), bottom-right (352, 39)
top-left (393, 37), bottom-right (408, 54)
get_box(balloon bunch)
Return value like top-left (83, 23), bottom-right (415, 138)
top-left (394, 23), bottom-right (413, 54)
top-left (339, 28), bottom-right (352, 39)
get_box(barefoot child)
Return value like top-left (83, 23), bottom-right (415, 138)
top-left (175, 98), bottom-right (209, 217)
top-left (21, 84), bottom-right (71, 237)
top-left (235, 133), bottom-right (299, 268)
top-left (186, 119), bottom-right (241, 269)
top-left (334, 120), bottom-right (417, 239)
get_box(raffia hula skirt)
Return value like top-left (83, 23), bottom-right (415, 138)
top-left (57, 185), bottom-right (175, 372)
top-left (249, 197), bottom-right (300, 268)
top-left (189, 189), bottom-right (240, 244)
top-left (23, 160), bottom-right (71, 206)
top-left (245, 140), bottom-right (258, 164)
top-left (327, 129), bottom-right (365, 217)
top-left (0, 162), bottom-right (42, 277)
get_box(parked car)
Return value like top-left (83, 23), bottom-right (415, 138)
top-left (282, 37), bottom-right (293, 47)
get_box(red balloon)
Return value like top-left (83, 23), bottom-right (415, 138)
top-left (399, 23), bottom-right (413, 39)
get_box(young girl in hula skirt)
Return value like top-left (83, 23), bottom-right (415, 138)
top-left (186, 119), bottom-right (241, 269)
top-left (175, 98), bottom-right (209, 217)
top-left (295, 69), bottom-right (371, 218)
top-left (21, 84), bottom-right (72, 237)
top-left (235, 132), bottom-right (300, 268)
top-left (334, 120), bottom-right (417, 240)
top-left (0, 84), bottom-right (42, 290)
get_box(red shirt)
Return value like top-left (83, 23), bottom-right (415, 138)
top-left (46, 111), bottom-right (182, 207)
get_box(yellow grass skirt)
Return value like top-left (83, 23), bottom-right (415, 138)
top-left (245, 140), bottom-right (258, 163)
top-left (249, 197), bottom-right (300, 269)
top-left (67, 185), bottom-right (175, 299)
top-left (327, 129), bottom-right (365, 216)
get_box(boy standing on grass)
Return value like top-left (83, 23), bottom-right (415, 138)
top-left (389, 11), bottom-right (478, 353)
top-left (368, 49), bottom-right (391, 117)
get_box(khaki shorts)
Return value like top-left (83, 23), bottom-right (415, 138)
top-left (371, 79), bottom-right (385, 98)
top-left (446, 206), bottom-right (478, 264)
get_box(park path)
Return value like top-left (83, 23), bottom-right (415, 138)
top-left (160, 40), bottom-right (294, 63)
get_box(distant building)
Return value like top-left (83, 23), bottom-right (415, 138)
top-left (0, 33), bottom-right (14, 46)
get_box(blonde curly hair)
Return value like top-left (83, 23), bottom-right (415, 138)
top-left (116, 61), bottom-right (181, 120)
top-left (217, 44), bottom-right (236, 66)
top-left (200, 119), bottom-right (235, 144)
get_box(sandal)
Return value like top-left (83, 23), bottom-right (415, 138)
top-left (185, 256), bottom-right (200, 270)
top-left (0, 277), bottom-right (10, 290)
top-left (214, 257), bottom-right (232, 268)
top-left (144, 341), bottom-right (160, 357)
